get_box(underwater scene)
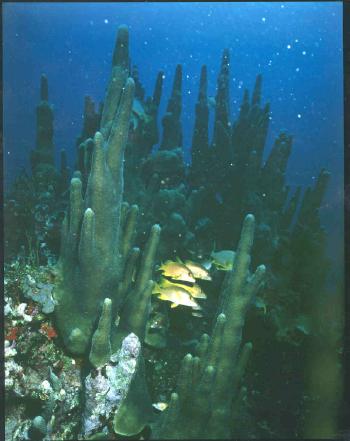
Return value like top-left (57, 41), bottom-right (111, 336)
top-left (3, 2), bottom-right (346, 440)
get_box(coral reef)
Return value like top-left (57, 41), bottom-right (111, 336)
top-left (4, 21), bottom-right (343, 441)
top-left (30, 74), bottom-right (55, 172)
top-left (160, 64), bottom-right (183, 150)
top-left (5, 263), bottom-right (83, 441)
top-left (152, 214), bottom-right (265, 439)
top-left (4, 76), bottom-right (69, 264)
top-left (54, 77), bottom-right (160, 357)
top-left (54, 25), bottom-right (162, 438)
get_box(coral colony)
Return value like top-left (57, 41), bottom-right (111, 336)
top-left (4, 25), bottom-right (341, 440)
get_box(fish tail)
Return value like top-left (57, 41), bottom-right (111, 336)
top-left (192, 302), bottom-right (202, 310)
top-left (152, 283), bottom-right (162, 294)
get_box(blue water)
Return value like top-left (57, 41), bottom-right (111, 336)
top-left (3, 2), bottom-right (344, 272)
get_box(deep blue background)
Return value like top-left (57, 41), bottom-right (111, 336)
top-left (3, 2), bottom-right (344, 274)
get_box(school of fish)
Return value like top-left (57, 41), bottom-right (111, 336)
top-left (153, 252), bottom-right (235, 316)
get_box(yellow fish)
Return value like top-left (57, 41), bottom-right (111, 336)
top-left (159, 277), bottom-right (207, 299)
top-left (183, 260), bottom-right (212, 281)
top-left (152, 402), bottom-right (168, 411)
top-left (210, 250), bottom-right (236, 271)
top-left (153, 283), bottom-right (201, 310)
top-left (158, 260), bottom-right (195, 283)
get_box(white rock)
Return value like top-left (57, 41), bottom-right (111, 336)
top-left (4, 304), bottom-right (13, 316)
top-left (82, 333), bottom-right (141, 437)
top-left (26, 275), bottom-right (36, 286)
top-left (16, 303), bottom-right (27, 316)
top-left (5, 378), bottom-right (14, 388)
top-left (40, 380), bottom-right (52, 392)
top-left (5, 345), bottom-right (17, 359)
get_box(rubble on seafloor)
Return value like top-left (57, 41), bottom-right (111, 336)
top-left (4, 261), bottom-right (83, 441)
top-left (4, 260), bottom-right (181, 441)
top-left (82, 333), bottom-right (141, 438)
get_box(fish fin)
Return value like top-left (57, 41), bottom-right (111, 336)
top-left (175, 256), bottom-right (184, 264)
top-left (157, 294), bottom-right (167, 300)
top-left (170, 302), bottom-right (179, 308)
top-left (152, 283), bottom-right (161, 294)
top-left (202, 260), bottom-right (212, 270)
top-left (195, 293), bottom-right (207, 299)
